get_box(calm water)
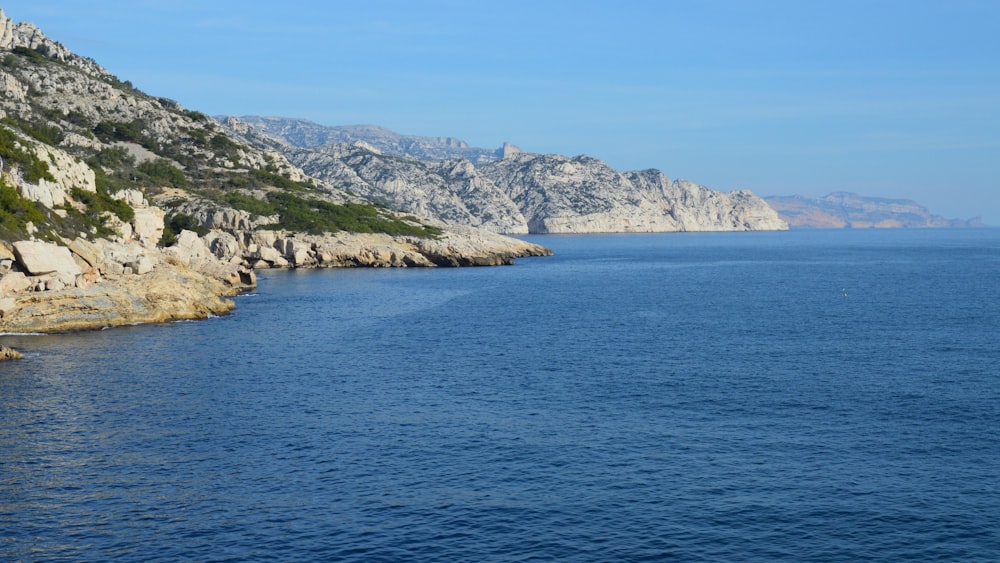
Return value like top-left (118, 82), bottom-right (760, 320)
top-left (2, 229), bottom-right (999, 561)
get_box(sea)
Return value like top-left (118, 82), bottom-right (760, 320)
top-left (1, 228), bottom-right (999, 562)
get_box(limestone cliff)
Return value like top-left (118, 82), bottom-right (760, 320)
top-left (227, 117), bottom-right (787, 234)
top-left (482, 154), bottom-right (787, 233)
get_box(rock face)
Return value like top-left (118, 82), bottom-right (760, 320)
top-left (285, 144), bottom-right (531, 233)
top-left (483, 154), bottom-right (787, 233)
top-left (255, 138), bottom-right (787, 234)
top-left (0, 235), bottom-right (254, 333)
top-left (765, 192), bottom-right (983, 229)
top-left (0, 8), bottom-right (107, 78)
top-left (0, 263), bottom-right (236, 333)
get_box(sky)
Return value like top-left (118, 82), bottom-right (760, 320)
top-left (3, 1), bottom-right (999, 224)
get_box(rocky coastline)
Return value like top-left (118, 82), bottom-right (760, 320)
top-left (0, 7), bottom-right (550, 349)
top-left (0, 222), bottom-right (550, 337)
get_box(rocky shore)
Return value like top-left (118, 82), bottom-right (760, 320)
top-left (0, 7), bottom-right (547, 347)
top-left (0, 226), bottom-right (549, 337)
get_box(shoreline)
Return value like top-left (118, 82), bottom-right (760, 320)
top-left (0, 230), bottom-right (551, 344)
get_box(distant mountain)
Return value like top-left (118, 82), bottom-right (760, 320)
top-left (765, 192), bottom-right (982, 228)
top-left (235, 116), bottom-right (521, 165)
top-left (223, 117), bottom-right (787, 234)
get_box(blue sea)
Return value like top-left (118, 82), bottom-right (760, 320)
top-left (2, 229), bottom-right (999, 561)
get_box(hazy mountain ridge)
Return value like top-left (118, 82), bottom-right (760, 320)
top-left (237, 116), bottom-right (520, 165)
top-left (765, 192), bottom-right (983, 229)
top-left (227, 116), bottom-right (787, 234)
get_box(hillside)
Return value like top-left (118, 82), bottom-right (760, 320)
top-left (0, 9), bottom-right (549, 334)
top-left (765, 192), bottom-right (983, 229)
top-left (224, 116), bottom-right (788, 234)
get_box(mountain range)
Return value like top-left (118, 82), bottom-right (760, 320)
top-left (765, 192), bottom-right (982, 229)
top-left (234, 115), bottom-right (979, 231)
top-left (225, 115), bottom-right (787, 234)
top-left (235, 116), bottom-right (521, 165)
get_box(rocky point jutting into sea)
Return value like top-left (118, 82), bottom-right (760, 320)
top-left (0, 8), bottom-right (548, 338)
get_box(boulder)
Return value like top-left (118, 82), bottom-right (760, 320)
top-left (126, 256), bottom-right (157, 275)
top-left (110, 188), bottom-right (146, 208)
top-left (132, 207), bottom-right (166, 246)
top-left (67, 237), bottom-right (103, 269)
top-left (104, 261), bottom-right (125, 275)
top-left (204, 231), bottom-right (242, 262)
top-left (0, 242), bottom-right (15, 262)
top-left (0, 345), bottom-right (21, 360)
top-left (291, 248), bottom-right (312, 266)
top-left (12, 241), bottom-right (83, 278)
top-left (0, 272), bottom-right (31, 296)
top-left (257, 246), bottom-right (284, 264)
top-left (253, 230), bottom-right (277, 250)
top-left (162, 230), bottom-right (212, 266)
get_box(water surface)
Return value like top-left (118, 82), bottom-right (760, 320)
top-left (2, 229), bottom-right (999, 561)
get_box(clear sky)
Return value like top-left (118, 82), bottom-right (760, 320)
top-left (4, 1), bottom-right (999, 223)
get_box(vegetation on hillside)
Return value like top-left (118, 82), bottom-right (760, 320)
top-left (0, 41), bottom-right (443, 243)
top-left (0, 177), bottom-right (46, 236)
top-left (0, 125), bottom-right (55, 184)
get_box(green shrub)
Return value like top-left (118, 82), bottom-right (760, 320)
top-left (159, 212), bottom-right (207, 247)
top-left (266, 191), bottom-right (441, 237)
top-left (87, 146), bottom-right (134, 169)
top-left (209, 134), bottom-right (241, 158)
top-left (251, 168), bottom-right (313, 192)
top-left (93, 119), bottom-right (148, 144)
top-left (224, 192), bottom-right (276, 218)
top-left (188, 129), bottom-right (208, 147)
top-left (71, 186), bottom-right (135, 224)
top-left (65, 110), bottom-right (91, 128)
top-left (11, 46), bottom-right (48, 63)
top-left (2, 116), bottom-right (64, 146)
top-left (0, 126), bottom-right (56, 183)
top-left (136, 158), bottom-right (188, 189)
top-left (185, 110), bottom-right (210, 122)
top-left (0, 177), bottom-right (47, 227)
top-left (218, 187), bottom-right (439, 237)
top-left (169, 213), bottom-right (208, 235)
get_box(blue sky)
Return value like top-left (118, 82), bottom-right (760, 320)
top-left (4, 1), bottom-right (999, 223)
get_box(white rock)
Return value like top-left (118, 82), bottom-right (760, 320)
top-left (111, 189), bottom-right (146, 208)
top-left (257, 246), bottom-right (283, 263)
top-left (12, 241), bottom-right (83, 278)
top-left (131, 207), bottom-right (166, 246)
top-left (0, 297), bottom-right (16, 316)
top-left (0, 272), bottom-right (31, 296)
top-left (127, 256), bottom-right (156, 275)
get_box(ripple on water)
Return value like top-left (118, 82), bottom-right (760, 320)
top-left (2, 230), bottom-right (1000, 561)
